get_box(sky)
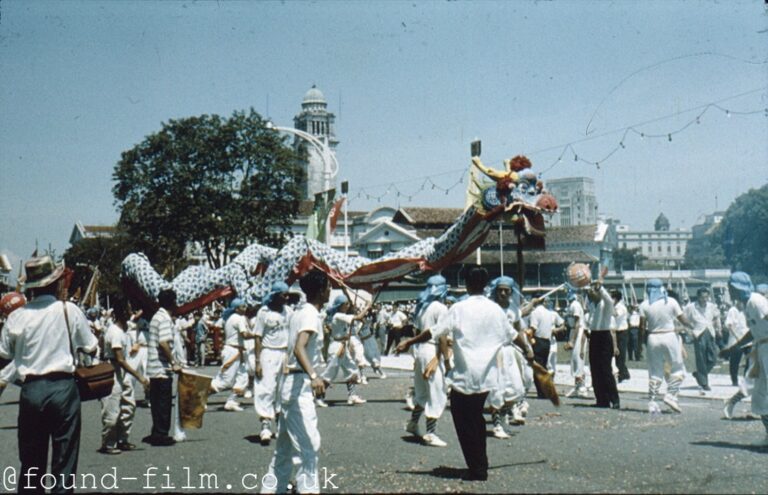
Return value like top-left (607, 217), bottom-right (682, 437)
top-left (1, 0), bottom-right (767, 277)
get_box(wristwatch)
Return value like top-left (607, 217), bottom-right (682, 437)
top-left (309, 372), bottom-right (318, 380)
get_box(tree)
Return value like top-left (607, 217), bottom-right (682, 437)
top-left (63, 232), bottom-right (135, 304)
top-left (113, 109), bottom-right (304, 271)
top-left (719, 183), bottom-right (768, 282)
top-left (682, 230), bottom-right (727, 270)
top-left (613, 247), bottom-right (645, 272)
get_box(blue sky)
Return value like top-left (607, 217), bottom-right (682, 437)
top-left (1, 0), bottom-right (766, 274)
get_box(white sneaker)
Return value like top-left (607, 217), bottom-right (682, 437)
top-left (648, 400), bottom-right (662, 416)
top-left (224, 401), bottom-right (244, 412)
top-left (405, 396), bottom-right (415, 411)
top-left (423, 433), bottom-right (447, 447)
top-left (376, 369), bottom-right (387, 379)
top-left (314, 398), bottom-right (329, 408)
top-left (173, 432), bottom-right (187, 442)
top-left (259, 429), bottom-right (272, 444)
top-left (347, 395), bottom-right (367, 405)
top-left (492, 425), bottom-right (510, 439)
top-left (519, 400), bottom-right (529, 417)
top-left (405, 419), bottom-right (419, 436)
top-left (565, 388), bottom-right (576, 398)
top-left (723, 399), bottom-right (735, 420)
top-left (360, 375), bottom-right (368, 385)
top-left (662, 395), bottom-right (682, 413)
top-left (751, 434), bottom-right (768, 447)
top-left (509, 408), bottom-right (526, 426)
top-left (244, 389), bottom-right (253, 399)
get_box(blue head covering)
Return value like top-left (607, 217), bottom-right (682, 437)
top-left (646, 279), bottom-right (668, 305)
top-left (729, 272), bottom-right (754, 303)
top-left (567, 289), bottom-right (578, 302)
top-left (262, 282), bottom-right (289, 307)
top-left (222, 297), bottom-right (246, 322)
top-left (755, 283), bottom-right (768, 297)
top-left (486, 276), bottom-right (522, 308)
top-left (414, 275), bottom-right (449, 319)
top-left (325, 294), bottom-right (350, 323)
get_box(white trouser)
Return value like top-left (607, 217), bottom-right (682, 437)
top-left (322, 341), bottom-right (359, 383)
top-left (570, 327), bottom-right (587, 380)
top-left (101, 369), bottom-right (135, 448)
top-left (751, 342), bottom-right (768, 416)
top-left (510, 344), bottom-right (533, 392)
top-left (412, 343), bottom-right (447, 418)
top-left (490, 345), bottom-right (525, 407)
top-left (548, 338), bottom-right (558, 372)
top-left (361, 334), bottom-right (382, 368)
top-left (348, 336), bottom-right (370, 368)
top-left (647, 332), bottom-right (686, 401)
top-left (262, 374), bottom-right (320, 494)
top-left (254, 348), bottom-right (287, 420)
top-left (212, 346), bottom-right (248, 396)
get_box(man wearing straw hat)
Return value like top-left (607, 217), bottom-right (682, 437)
top-left (0, 255), bottom-right (98, 492)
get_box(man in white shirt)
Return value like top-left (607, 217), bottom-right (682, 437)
top-left (262, 269), bottom-right (330, 494)
top-left (586, 281), bottom-right (620, 409)
top-left (210, 298), bottom-right (252, 412)
top-left (724, 301), bottom-right (748, 386)
top-left (527, 299), bottom-right (564, 398)
top-left (385, 305), bottom-right (409, 355)
top-left (0, 256), bottom-right (98, 492)
top-left (145, 289), bottom-right (182, 446)
top-left (685, 287), bottom-right (722, 392)
top-left (611, 290), bottom-right (631, 383)
top-left (726, 272), bottom-right (768, 446)
top-left (431, 266), bottom-right (533, 481)
top-left (564, 292), bottom-right (589, 399)
top-left (252, 282), bottom-right (291, 444)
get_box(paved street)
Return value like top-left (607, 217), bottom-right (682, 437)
top-left (0, 365), bottom-right (765, 494)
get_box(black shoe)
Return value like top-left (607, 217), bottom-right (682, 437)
top-left (591, 403), bottom-right (610, 408)
top-left (703, 385), bottom-right (712, 392)
top-left (117, 442), bottom-right (137, 451)
top-left (142, 435), bottom-right (176, 446)
top-left (612, 402), bottom-right (621, 410)
top-left (461, 471), bottom-right (488, 481)
top-left (98, 446), bottom-right (122, 455)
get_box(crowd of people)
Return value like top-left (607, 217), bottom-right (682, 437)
top-left (1, 254), bottom-right (767, 493)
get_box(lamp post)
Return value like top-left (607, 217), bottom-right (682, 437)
top-left (266, 122), bottom-right (340, 195)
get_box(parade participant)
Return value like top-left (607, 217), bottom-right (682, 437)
top-left (358, 310), bottom-right (387, 379)
top-left (210, 298), bottom-right (251, 412)
top-left (627, 305), bottom-right (642, 361)
top-left (0, 255), bottom-right (98, 492)
top-left (724, 300), bottom-right (749, 386)
top-left (385, 304), bottom-right (409, 355)
top-left (0, 292), bottom-right (25, 398)
top-left (527, 298), bottom-right (564, 398)
top-left (564, 291), bottom-right (590, 399)
top-left (684, 287), bottom-right (722, 393)
top-left (485, 276), bottom-right (535, 436)
top-left (725, 272), bottom-right (768, 445)
top-left (429, 266), bottom-right (532, 481)
top-left (639, 279), bottom-right (691, 414)
top-left (262, 269), bottom-right (330, 494)
top-left (145, 288), bottom-right (182, 446)
top-left (194, 309), bottom-right (213, 367)
top-left (396, 275), bottom-right (451, 447)
top-left (252, 282), bottom-right (291, 445)
top-left (348, 319), bottom-right (371, 384)
top-left (320, 288), bottom-right (372, 406)
top-left (611, 290), bottom-right (631, 383)
top-left (100, 299), bottom-right (150, 454)
top-left (585, 280), bottom-right (620, 409)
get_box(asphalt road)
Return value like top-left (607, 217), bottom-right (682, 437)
top-left (0, 367), bottom-right (765, 494)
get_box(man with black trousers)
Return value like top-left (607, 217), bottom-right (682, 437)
top-left (144, 289), bottom-right (182, 446)
top-left (586, 281), bottom-right (620, 409)
top-left (430, 266), bottom-right (534, 481)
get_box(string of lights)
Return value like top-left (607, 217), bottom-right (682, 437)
top-left (347, 86), bottom-right (768, 206)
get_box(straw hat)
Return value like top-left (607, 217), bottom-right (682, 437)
top-left (23, 255), bottom-right (66, 289)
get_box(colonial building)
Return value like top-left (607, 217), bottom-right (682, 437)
top-left (293, 85), bottom-right (339, 200)
top-left (616, 213), bottom-right (692, 268)
top-left (545, 177), bottom-right (599, 227)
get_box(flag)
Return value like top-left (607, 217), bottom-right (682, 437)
top-left (324, 197), bottom-right (345, 242)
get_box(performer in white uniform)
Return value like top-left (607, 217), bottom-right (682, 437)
top-left (262, 270), bottom-right (330, 494)
top-left (684, 287), bottom-right (722, 393)
top-left (726, 272), bottom-right (768, 446)
top-left (252, 282), bottom-right (291, 444)
top-left (210, 298), bottom-right (251, 411)
top-left (320, 290), bottom-right (372, 405)
top-left (564, 291), bottom-right (590, 399)
top-left (396, 275), bottom-right (451, 447)
top-left (639, 279), bottom-right (692, 414)
top-left (358, 311), bottom-right (386, 379)
top-left (484, 276), bottom-right (534, 436)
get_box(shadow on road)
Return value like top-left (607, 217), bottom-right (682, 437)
top-left (396, 460), bottom-right (547, 479)
top-left (691, 440), bottom-right (768, 453)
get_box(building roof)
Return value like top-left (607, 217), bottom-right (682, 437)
top-left (461, 250), bottom-right (598, 265)
top-left (393, 207), bottom-right (465, 226)
top-left (302, 85), bottom-right (326, 105)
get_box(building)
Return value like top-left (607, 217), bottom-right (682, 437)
top-left (293, 85), bottom-right (339, 200)
top-left (545, 177), bottom-right (598, 227)
top-left (69, 222), bottom-right (116, 245)
top-left (617, 213), bottom-right (692, 268)
top-left (691, 211), bottom-right (726, 239)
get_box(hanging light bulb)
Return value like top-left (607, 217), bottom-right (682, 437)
top-left (668, 134), bottom-right (672, 142)
top-left (574, 154), bottom-right (578, 161)
top-left (726, 109), bottom-right (731, 118)
top-left (640, 133), bottom-right (645, 140)
top-left (696, 116), bottom-right (701, 124)
top-left (619, 142), bottom-right (625, 149)
top-left (595, 162), bottom-right (600, 169)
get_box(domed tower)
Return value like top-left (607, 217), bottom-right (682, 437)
top-left (654, 212), bottom-right (670, 232)
top-left (293, 85), bottom-right (339, 199)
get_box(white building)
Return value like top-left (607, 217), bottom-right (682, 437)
top-left (545, 177), bottom-right (598, 227)
top-left (293, 85), bottom-right (339, 200)
top-left (617, 213), bottom-right (692, 268)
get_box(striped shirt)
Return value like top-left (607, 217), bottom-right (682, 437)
top-left (147, 308), bottom-right (174, 379)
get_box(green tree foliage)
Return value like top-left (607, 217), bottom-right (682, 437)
top-left (613, 247), bottom-right (645, 272)
top-left (719, 183), bottom-right (768, 281)
top-left (63, 233), bottom-right (134, 303)
top-left (113, 109), bottom-right (304, 270)
top-left (682, 230), bottom-right (726, 270)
